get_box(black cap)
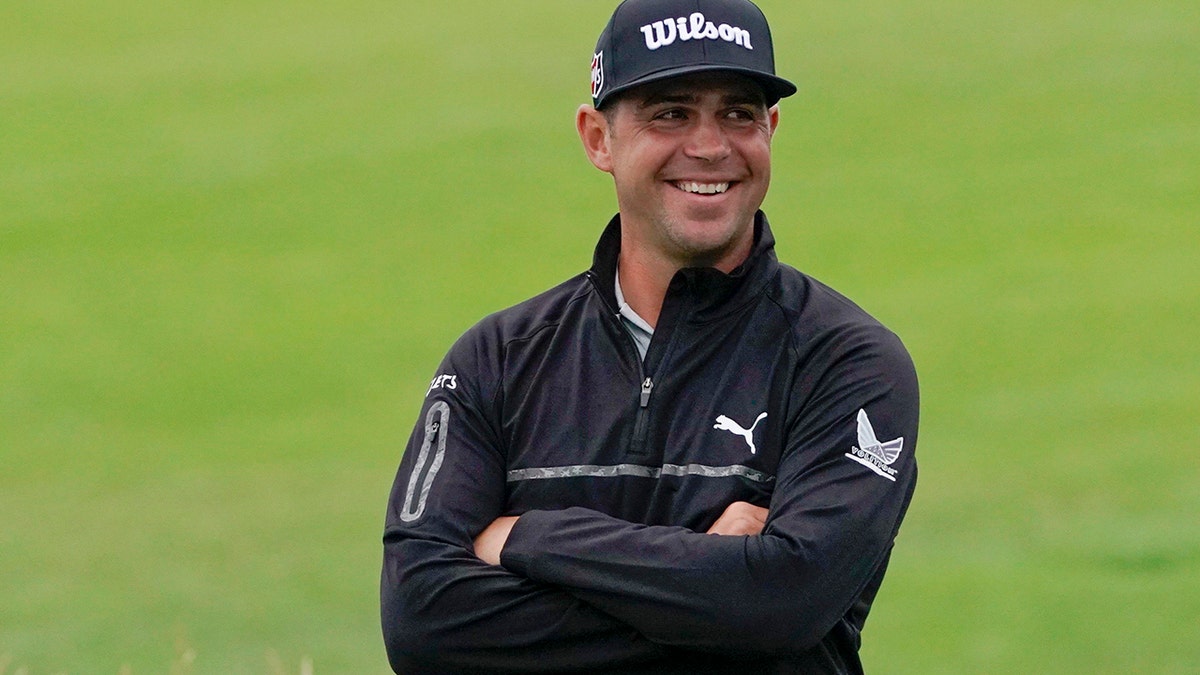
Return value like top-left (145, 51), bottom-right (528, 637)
top-left (590, 0), bottom-right (797, 108)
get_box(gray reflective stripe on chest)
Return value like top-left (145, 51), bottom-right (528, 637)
top-left (399, 401), bottom-right (449, 522)
top-left (506, 463), bottom-right (775, 484)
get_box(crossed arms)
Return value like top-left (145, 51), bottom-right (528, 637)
top-left (473, 501), bottom-right (768, 565)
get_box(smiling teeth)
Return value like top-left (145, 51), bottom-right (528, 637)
top-left (676, 181), bottom-right (730, 194)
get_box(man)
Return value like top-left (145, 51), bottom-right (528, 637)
top-left (381, 0), bottom-right (918, 672)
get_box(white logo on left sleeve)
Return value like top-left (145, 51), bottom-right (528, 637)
top-left (844, 409), bottom-right (904, 481)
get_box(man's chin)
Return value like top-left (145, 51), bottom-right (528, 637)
top-left (665, 225), bottom-right (752, 269)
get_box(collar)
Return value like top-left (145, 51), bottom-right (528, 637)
top-left (614, 266), bottom-right (656, 335)
top-left (588, 211), bottom-right (780, 323)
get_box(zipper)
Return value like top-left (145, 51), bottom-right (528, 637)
top-left (631, 376), bottom-right (654, 455)
top-left (610, 308), bottom-right (655, 457)
top-left (639, 377), bottom-right (654, 407)
top-left (585, 269), bottom-right (660, 457)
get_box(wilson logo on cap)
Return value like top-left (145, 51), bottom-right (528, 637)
top-left (589, 0), bottom-right (795, 108)
top-left (640, 12), bottom-right (753, 51)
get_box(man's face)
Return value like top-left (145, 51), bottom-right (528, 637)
top-left (588, 72), bottom-right (779, 271)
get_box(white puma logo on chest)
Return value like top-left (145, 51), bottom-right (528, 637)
top-left (713, 412), bottom-right (768, 455)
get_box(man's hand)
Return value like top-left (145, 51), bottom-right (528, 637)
top-left (706, 501), bottom-right (768, 536)
top-left (473, 516), bottom-right (519, 565)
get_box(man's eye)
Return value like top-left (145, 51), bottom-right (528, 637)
top-left (656, 109), bottom-right (687, 121)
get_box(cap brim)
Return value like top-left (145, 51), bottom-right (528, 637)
top-left (595, 64), bottom-right (797, 108)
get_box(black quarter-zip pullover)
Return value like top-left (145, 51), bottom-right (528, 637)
top-left (382, 212), bottom-right (919, 674)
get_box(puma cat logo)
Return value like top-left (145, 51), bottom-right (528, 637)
top-left (713, 412), bottom-right (768, 455)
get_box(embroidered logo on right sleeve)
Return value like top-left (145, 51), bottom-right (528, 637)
top-left (844, 409), bottom-right (904, 482)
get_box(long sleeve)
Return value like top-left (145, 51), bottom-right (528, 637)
top-left (498, 323), bottom-right (919, 656)
top-left (380, 326), bottom-right (668, 673)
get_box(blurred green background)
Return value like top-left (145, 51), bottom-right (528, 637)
top-left (2, 1), bottom-right (1197, 672)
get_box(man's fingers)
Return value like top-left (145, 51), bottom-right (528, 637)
top-left (706, 501), bottom-right (769, 536)
top-left (473, 516), bottom-right (519, 565)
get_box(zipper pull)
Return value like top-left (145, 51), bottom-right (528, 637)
top-left (640, 377), bottom-right (654, 407)
top-left (630, 377), bottom-right (655, 456)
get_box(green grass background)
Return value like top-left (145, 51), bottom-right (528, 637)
top-left (2, 1), bottom-right (1197, 672)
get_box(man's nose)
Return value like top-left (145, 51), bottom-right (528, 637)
top-left (683, 116), bottom-right (731, 162)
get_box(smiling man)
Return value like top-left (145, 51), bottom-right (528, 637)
top-left (382, 1), bottom-right (919, 673)
top-left (579, 71), bottom-right (778, 327)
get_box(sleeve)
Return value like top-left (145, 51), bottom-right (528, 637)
top-left (498, 324), bottom-right (919, 655)
top-left (380, 325), bottom-right (669, 673)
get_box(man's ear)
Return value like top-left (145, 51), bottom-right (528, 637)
top-left (576, 104), bottom-right (613, 173)
top-left (768, 104), bottom-right (780, 138)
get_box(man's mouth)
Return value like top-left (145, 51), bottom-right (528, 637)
top-left (672, 181), bottom-right (731, 195)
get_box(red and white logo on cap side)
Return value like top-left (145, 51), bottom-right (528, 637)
top-left (591, 51), bottom-right (604, 99)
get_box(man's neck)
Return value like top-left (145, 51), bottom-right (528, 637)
top-left (615, 250), bottom-right (672, 329)
top-left (616, 233), bottom-right (753, 329)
